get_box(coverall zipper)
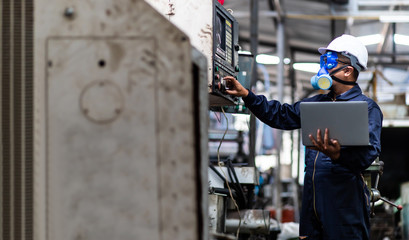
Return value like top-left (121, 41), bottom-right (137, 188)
top-left (312, 151), bottom-right (320, 219)
top-left (313, 98), bottom-right (335, 220)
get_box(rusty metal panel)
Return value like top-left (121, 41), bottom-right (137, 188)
top-left (31, 1), bottom-right (207, 240)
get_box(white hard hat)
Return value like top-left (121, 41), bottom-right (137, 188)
top-left (318, 34), bottom-right (368, 72)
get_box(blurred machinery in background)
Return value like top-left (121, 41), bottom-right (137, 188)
top-left (363, 159), bottom-right (404, 240)
top-left (401, 182), bottom-right (409, 240)
top-left (147, 1), bottom-right (275, 239)
top-left (208, 160), bottom-right (280, 240)
top-left (1, 0), bottom-right (208, 239)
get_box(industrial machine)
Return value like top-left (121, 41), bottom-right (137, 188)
top-left (147, 0), bottom-right (243, 107)
top-left (146, 1), bottom-right (274, 239)
top-left (1, 1), bottom-right (208, 239)
top-left (363, 159), bottom-right (403, 216)
top-left (362, 159), bottom-right (403, 239)
top-left (208, 161), bottom-right (280, 239)
top-left (208, 2), bottom-right (278, 239)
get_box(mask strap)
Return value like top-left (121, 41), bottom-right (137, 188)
top-left (330, 65), bottom-right (356, 86)
top-left (332, 76), bottom-right (357, 86)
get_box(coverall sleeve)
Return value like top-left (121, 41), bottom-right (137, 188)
top-left (242, 90), bottom-right (301, 130)
top-left (336, 104), bottom-right (383, 173)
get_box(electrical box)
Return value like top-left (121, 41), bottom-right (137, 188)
top-left (0, 0), bottom-right (208, 239)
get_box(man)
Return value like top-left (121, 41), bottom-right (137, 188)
top-left (224, 34), bottom-right (383, 239)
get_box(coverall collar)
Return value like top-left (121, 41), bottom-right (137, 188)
top-left (327, 84), bottom-right (362, 101)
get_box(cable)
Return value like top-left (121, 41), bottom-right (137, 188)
top-left (226, 161), bottom-right (243, 206)
top-left (217, 108), bottom-right (241, 239)
top-left (209, 164), bottom-right (227, 183)
top-left (213, 111), bottom-right (221, 123)
top-left (227, 159), bottom-right (247, 208)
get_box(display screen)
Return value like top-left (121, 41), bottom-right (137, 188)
top-left (215, 12), bottom-right (233, 67)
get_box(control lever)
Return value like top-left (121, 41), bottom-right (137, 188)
top-left (379, 196), bottom-right (403, 211)
top-left (369, 161), bottom-right (402, 217)
top-left (370, 188), bottom-right (403, 216)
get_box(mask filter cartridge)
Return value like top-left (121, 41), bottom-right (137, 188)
top-left (311, 74), bottom-right (332, 90)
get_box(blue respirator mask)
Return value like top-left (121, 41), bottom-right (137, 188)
top-left (310, 51), bottom-right (354, 90)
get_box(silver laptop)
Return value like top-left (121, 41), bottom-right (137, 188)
top-left (300, 101), bottom-right (370, 146)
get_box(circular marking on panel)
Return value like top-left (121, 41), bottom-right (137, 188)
top-left (80, 80), bottom-right (124, 124)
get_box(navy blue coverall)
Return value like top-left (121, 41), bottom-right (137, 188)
top-left (242, 84), bottom-right (383, 240)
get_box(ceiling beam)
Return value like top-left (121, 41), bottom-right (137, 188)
top-left (233, 10), bottom-right (409, 20)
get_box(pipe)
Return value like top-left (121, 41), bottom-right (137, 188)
top-left (274, 9), bottom-right (285, 224)
top-left (248, 0), bottom-right (259, 167)
top-left (225, 210), bottom-right (271, 234)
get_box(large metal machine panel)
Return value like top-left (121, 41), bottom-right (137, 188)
top-left (145, 0), bottom-right (213, 88)
top-left (47, 38), bottom-right (159, 239)
top-left (30, 1), bottom-right (208, 239)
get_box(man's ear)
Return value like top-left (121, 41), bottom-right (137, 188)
top-left (344, 66), bottom-right (354, 77)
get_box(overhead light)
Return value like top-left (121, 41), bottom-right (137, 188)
top-left (357, 34), bottom-right (382, 46)
top-left (380, 15), bottom-right (409, 23)
top-left (394, 34), bottom-right (409, 46)
top-left (293, 63), bottom-right (320, 73)
top-left (355, 33), bottom-right (409, 46)
top-left (256, 54), bottom-right (280, 64)
top-left (255, 54), bottom-right (291, 65)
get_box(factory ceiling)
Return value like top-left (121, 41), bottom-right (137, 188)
top-left (223, 0), bottom-right (409, 111)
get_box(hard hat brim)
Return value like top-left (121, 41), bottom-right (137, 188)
top-left (318, 47), bottom-right (330, 54)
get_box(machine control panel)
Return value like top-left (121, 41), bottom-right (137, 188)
top-left (211, 1), bottom-right (240, 105)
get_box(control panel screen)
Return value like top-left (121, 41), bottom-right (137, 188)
top-left (211, 1), bottom-right (240, 106)
top-left (215, 12), bottom-right (233, 68)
